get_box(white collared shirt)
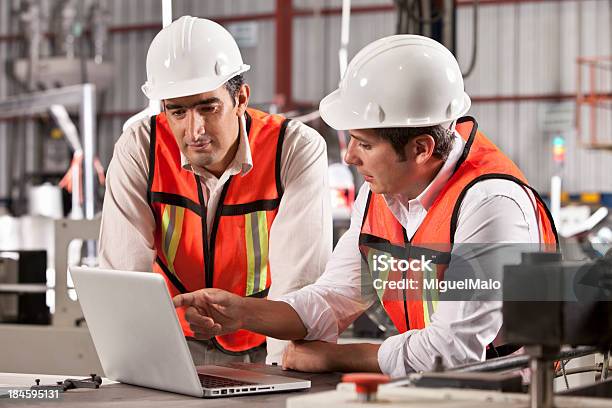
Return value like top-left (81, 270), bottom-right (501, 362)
top-left (279, 132), bottom-right (541, 377)
top-left (99, 113), bottom-right (333, 363)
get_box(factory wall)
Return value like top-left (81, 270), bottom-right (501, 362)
top-left (0, 0), bottom-right (610, 204)
top-left (457, 0), bottom-right (611, 192)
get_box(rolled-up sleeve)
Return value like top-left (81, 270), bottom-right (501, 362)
top-left (98, 121), bottom-right (156, 272)
top-left (266, 121), bottom-right (334, 362)
top-left (278, 184), bottom-right (376, 344)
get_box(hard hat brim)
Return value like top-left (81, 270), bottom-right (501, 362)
top-left (319, 89), bottom-right (472, 130)
top-left (142, 64), bottom-right (250, 101)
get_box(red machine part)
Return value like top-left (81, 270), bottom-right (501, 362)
top-left (342, 373), bottom-right (390, 402)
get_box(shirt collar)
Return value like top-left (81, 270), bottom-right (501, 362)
top-left (383, 132), bottom-right (466, 211)
top-left (180, 114), bottom-right (253, 177)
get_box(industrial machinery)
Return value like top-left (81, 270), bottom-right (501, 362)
top-left (0, 0), bottom-right (114, 374)
top-left (287, 251), bottom-right (612, 408)
top-left (0, 250), bottom-right (49, 325)
top-left (2, 0), bottom-right (113, 218)
top-left (0, 217), bottom-right (103, 375)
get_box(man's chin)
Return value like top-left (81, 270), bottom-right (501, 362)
top-left (188, 155), bottom-right (215, 170)
top-left (369, 182), bottom-right (396, 195)
top-left (367, 182), bottom-right (383, 194)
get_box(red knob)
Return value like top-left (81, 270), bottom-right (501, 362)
top-left (342, 373), bottom-right (390, 401)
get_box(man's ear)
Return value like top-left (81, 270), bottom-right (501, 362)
top-left (411, 134), bottom-right (436, 165)
top-left (236, 84), bottom-right (250, 116)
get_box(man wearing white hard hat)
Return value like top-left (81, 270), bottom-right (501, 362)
top-left (98, 16), bottom-right (332, 364)
top-left (173, 35), bottom-right (558, 376)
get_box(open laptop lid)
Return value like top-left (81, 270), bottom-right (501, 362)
top-left (70, 267), bottom-right (204, 397)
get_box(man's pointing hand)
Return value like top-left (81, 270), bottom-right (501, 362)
top-left (173, 289), bottom-right (245, 339)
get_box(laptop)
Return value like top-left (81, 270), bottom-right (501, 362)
top-left (69, 266), bottom-right (311, 398)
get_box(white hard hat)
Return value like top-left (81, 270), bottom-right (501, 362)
top-left (141, 16), bottom-right (250, 100)
top-left (319, 35), bottom-right (471, 130)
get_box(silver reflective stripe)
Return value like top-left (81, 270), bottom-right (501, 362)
top-left (164, 205), bottom-right (176, 255)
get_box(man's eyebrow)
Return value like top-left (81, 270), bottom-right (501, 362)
top-left (165, 97), bottom-right (222, 110)
top-left (349, 133), bottom-right (372, 143)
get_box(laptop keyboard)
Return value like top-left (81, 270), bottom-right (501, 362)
top-left (198, 374), bottom-right (257, 388)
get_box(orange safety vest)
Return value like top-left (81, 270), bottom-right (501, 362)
top-left (147, 108), bottom-right (290, 354)
top-left (359, 117), bottom-right (558, 333)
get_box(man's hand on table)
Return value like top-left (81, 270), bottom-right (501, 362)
top-left (282, 340), bottom-right (382, 374)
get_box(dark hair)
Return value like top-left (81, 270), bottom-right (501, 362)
top-left (224, 74), bottom-right (245, 106)
top-left (374, 125), bottom-right (455, 161)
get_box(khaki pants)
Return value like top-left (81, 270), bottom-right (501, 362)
top-left (186, 338), bottom-right (267, 365)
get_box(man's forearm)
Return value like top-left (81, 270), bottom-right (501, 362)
top-left (241, 298), bottom-right (308, 340)
top-left (282, 341), bottom-right (382, 373)
top-left (332, 343), bottom-right (382, 372)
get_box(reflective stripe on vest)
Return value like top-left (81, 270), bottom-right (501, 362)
top-left (161, 204), bottom-right (185, 275)
top-left (147, 108), bottom-right (289, 354)
top-left (359, 116), bottom-right (558, 333)
top-left (245, 211), bottom-right (269, 296)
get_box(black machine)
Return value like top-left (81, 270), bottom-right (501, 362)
top-left (0, 250), bottom-right (50, 324)
top-left (406, 250), bottom-right (612, 408)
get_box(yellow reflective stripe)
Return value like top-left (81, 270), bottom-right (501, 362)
top-left (161, 205), bottom-right (174, 274)
top-left (423, 265), bottom-right (438, 326)
top-left (423, 268), bottom-right (431, 326)
top-left (257, 211), bottom-right (269, 291)
top-left (166, 206), bottom-right (184, 268)
top-left (245, 213), bottom-right (256, 296)
top-left (160, 205), bottom-right (184, 275)
top-left (245, 211), bottom-right (270, 296)
top-left (367, 249), bottom-right (390, 301)
top-left (430, 265), bottom-right (439, 318)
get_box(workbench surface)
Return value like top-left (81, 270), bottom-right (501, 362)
top-left (0, 363), bottom-right (342, 407)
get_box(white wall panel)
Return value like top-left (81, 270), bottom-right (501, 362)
top-left (457, 0), bottom-right (610, 193)
top-left (293, 9), bottom-right (395, 102)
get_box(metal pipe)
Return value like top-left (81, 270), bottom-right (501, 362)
top-left (161, 0), bottom-right (173, 28)
top-left (453, 353), bottom-right (531, 372)
top-left (555, 365), bottom-right (611, 377)
top-left (79, 84), bottom-right (97, 262)
top-left (0, 85), bottom-right (89, 118)
top-left (275, 0), bottom-right (293, 110)
top-left (577, 57), bottom-right (583, 146)
top-left (338, 0), bottom-right (351, 79)
top-left (550, 175), bottom-right (562, 226)
top-left (602, 351), bottom-right (610, 381)
top-left (451, 346), bottom-right (598, 373)
top-left (70, 154), bottom-right (81, 219)
top-left (531, 357), bottom-right (554, 408)
top-left (122, 0), bottom-right (170, 132)
top-left (80, 84), bottom-right (96, 221)
top-left (589, 62), bottom-right (596, 145)
top-left (443, 0), bottom-right (455, 53)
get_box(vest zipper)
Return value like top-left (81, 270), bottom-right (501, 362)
top-left (207, 178), bottom-right (232, 289)
top-left (402, 228), bottom-right (411, 331)
top-left (195, 175), bottom-right (210, 288)
top-left (209, 178), bottom-right (255, 356)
